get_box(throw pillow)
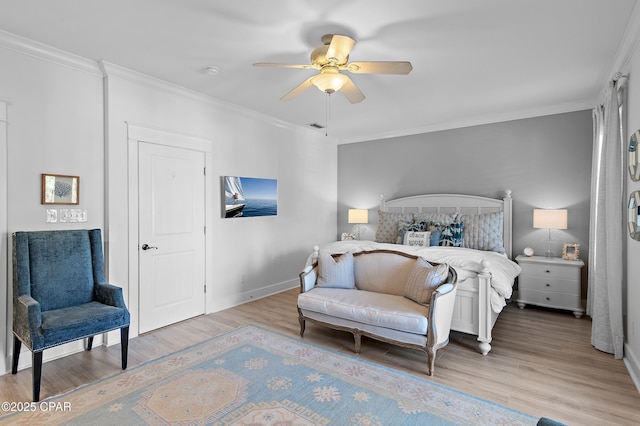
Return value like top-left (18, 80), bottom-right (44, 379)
top-left (414, 212), bottom-right (459, 226)
top-left (403, 231), bottom-right (431, 247)
top-left (396, 220), bottom-right (428, 244)
top-left (317, 251), bottom-right (356, 289)
top-left (429, 230), bottom-right (442, 246)
top-left (439, 221), bottom-right (464, 247)
top-left (404, 258), bottom-right (450, 305)
top-left (374, 211), bottom-right (414, 244)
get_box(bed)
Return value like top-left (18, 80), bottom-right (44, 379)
top-left (308, 190), bottom-right (520, 355)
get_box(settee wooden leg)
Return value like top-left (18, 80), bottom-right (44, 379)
top-left (121, 326), bottom-right (129, 370)
top-left (354, 331), bottom-right (362, 353)
top-left (86, 336), bottom-right (94, 351)
top-left (32, 351), bottom-right (43, 402)
top-left (11, 336), bottom-right (21, 374)
top-left (426, 348), bottom-right (436, 376)
top-left (298, 316), bottom-right (306, 337)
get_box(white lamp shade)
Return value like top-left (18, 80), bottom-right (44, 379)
top-left (533, 209), bottom-right (568, 230)
top-left (348, 209), bottom-right (369, 224)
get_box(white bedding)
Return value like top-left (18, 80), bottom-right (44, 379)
top-left (306, 240), bottom-right (521, 313)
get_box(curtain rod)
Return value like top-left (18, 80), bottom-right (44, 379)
top-left (613, 72), bottom-right (629, 82)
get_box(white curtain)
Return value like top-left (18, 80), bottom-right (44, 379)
top-left (587, 78), bottom-right (626, 359)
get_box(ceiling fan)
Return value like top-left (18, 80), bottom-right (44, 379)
top-left (253, 34), bottom-right (413, 104)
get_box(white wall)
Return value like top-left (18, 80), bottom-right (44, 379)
top-left (623, 40), bottom-right (640, 389)
top-left (102, 63), bottom-right (338, 338)
top-left (0, 42), bottom-right (105, 372)
top-left (0, 34), bottom-right (338, 374)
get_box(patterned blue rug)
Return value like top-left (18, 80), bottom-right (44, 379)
top-left (2, 325), bottom-right (536, 425)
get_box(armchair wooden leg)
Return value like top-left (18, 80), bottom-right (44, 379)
top-left (120, 326), bottom-right (129, 370)
top-left (426, 347), bottom-right (436, 376)
top-left (11, 336), bottom-right (21, 374)
top-left (32, 351), bottom-right (43, 402)
top-left (86, 336), bottom-right (94, 351)
top-left (298, 316), bottom-right (306, 337)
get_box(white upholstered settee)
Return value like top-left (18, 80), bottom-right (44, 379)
top-left (297, 249), bottom-right (458, 375)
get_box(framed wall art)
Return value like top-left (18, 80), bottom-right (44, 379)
top-left (41, 174), bottom-right (79, 205)
top-left (223, 176), bottom-right (277, 218)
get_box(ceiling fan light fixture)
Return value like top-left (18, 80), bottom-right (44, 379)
top-left (310, 68), bottom-right (349, 94)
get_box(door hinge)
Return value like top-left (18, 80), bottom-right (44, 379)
top-left (204, 284), bottom-right (206, 294)
top-left (204, 167), bottom-right (206, 176)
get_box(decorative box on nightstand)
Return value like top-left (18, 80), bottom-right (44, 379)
top-left (515, 255), bottom-right (585, 318)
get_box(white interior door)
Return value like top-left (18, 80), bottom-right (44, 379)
top-left (138, 142), bottom-right (206, 333)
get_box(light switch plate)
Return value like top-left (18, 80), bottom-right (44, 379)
top-left (46, 209), bottom-right (58, 223)
top-left (59, 209), bottom-right (69, 223)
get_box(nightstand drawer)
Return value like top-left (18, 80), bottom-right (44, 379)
top-left (519, 262), bottom-right (579, 280)
top-left (518, 288), bottom-right (581, 310)
top-left (519, 275), bottom-right (580, 294)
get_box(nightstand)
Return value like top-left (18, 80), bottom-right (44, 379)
top-left (515, 255), bottom-right (585, 318)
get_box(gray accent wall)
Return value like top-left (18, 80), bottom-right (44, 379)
top-left (338, 110), bottom-right (593, 291)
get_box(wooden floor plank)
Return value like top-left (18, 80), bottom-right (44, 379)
top-left (1, 288), bottom-right (639, 425)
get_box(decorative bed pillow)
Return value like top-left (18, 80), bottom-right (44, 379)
top-left (375, 211), bottom-right (414, 244)
top-left (429, 230), bottom-right (442, 246)
top-left (404, 258), bottom-right (450, 305)
top-left (460, 211), bottom-right (505, 253)
top-left (414, 212), bottom-right (458, 226)
top-left (317, 251), bottom-right (356, 289)
top-left (396, 220), bottom-right (428, 244)
top-left (438, 221), bottom-right (464, 247)
top-left (403, 231), bottom-right (431, 247)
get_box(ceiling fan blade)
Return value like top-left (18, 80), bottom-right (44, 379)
top-left (346, 61), bottom-right (413, 75)
top-left (326, 35), bottom-right (356, 64)
top-left (253, 62), bottom-right (317, 70)
top-left (280, 77), bottom-right (314, 102)
top-left (341, 78), bottom-right (365, 104)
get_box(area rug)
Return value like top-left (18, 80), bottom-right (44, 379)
top-left (2, 325), bottom-right (536, 425)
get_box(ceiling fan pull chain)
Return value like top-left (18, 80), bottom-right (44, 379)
top-left (325, 93), bottom-right (331, 137)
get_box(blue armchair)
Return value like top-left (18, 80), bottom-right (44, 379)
top-left (12, 229), bottom-right (130, 402)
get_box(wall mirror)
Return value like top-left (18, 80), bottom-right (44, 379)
top-left (629, 130), bottom-right (640, 181)
top-left (628, 191), bottom-right (640, 240)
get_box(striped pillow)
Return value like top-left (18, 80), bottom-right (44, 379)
top-left (317, 251), bottom-right (356, 289)
top-left (404, 258), bottom-right (449, 305)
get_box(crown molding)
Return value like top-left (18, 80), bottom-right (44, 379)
top-left (0, 29), bottom-right (101, 76)
top-left (339, 100), bottom-right (592, 145)
top-left (98, 61), bottom-right (324, 139)
top-left (598, 2), bottom-right (640, 99)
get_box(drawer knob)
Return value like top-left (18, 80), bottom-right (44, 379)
top-left (546, 283), bottom-right (551, 287)
top-left (545, 270), bottom-right (550, 273)
top-left (546, 297), bottom-right (550, 301)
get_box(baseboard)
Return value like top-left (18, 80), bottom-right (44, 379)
top-left (207, 278), bottom-right (298, 314)
top-left (1, 337), bottom-right (102, 376)
top-left (624, 342), bottom-right (640, 393)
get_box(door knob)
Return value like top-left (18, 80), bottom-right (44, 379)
top-left (141, 243), bottom-right (158, 250)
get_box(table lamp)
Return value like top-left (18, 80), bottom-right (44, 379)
top-left (348, 209), bottom-right (369, 240)
top-left (533, 209), bottom-right (568, 257)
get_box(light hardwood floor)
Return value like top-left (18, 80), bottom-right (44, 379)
top-left (1, 288), bottom-right (639, 425)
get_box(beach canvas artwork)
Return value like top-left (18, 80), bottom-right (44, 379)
top-left (224, 176), bottom-right (277, 218)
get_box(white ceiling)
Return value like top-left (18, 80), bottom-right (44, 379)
top-left (0, 0), bottom-right (636, 142)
